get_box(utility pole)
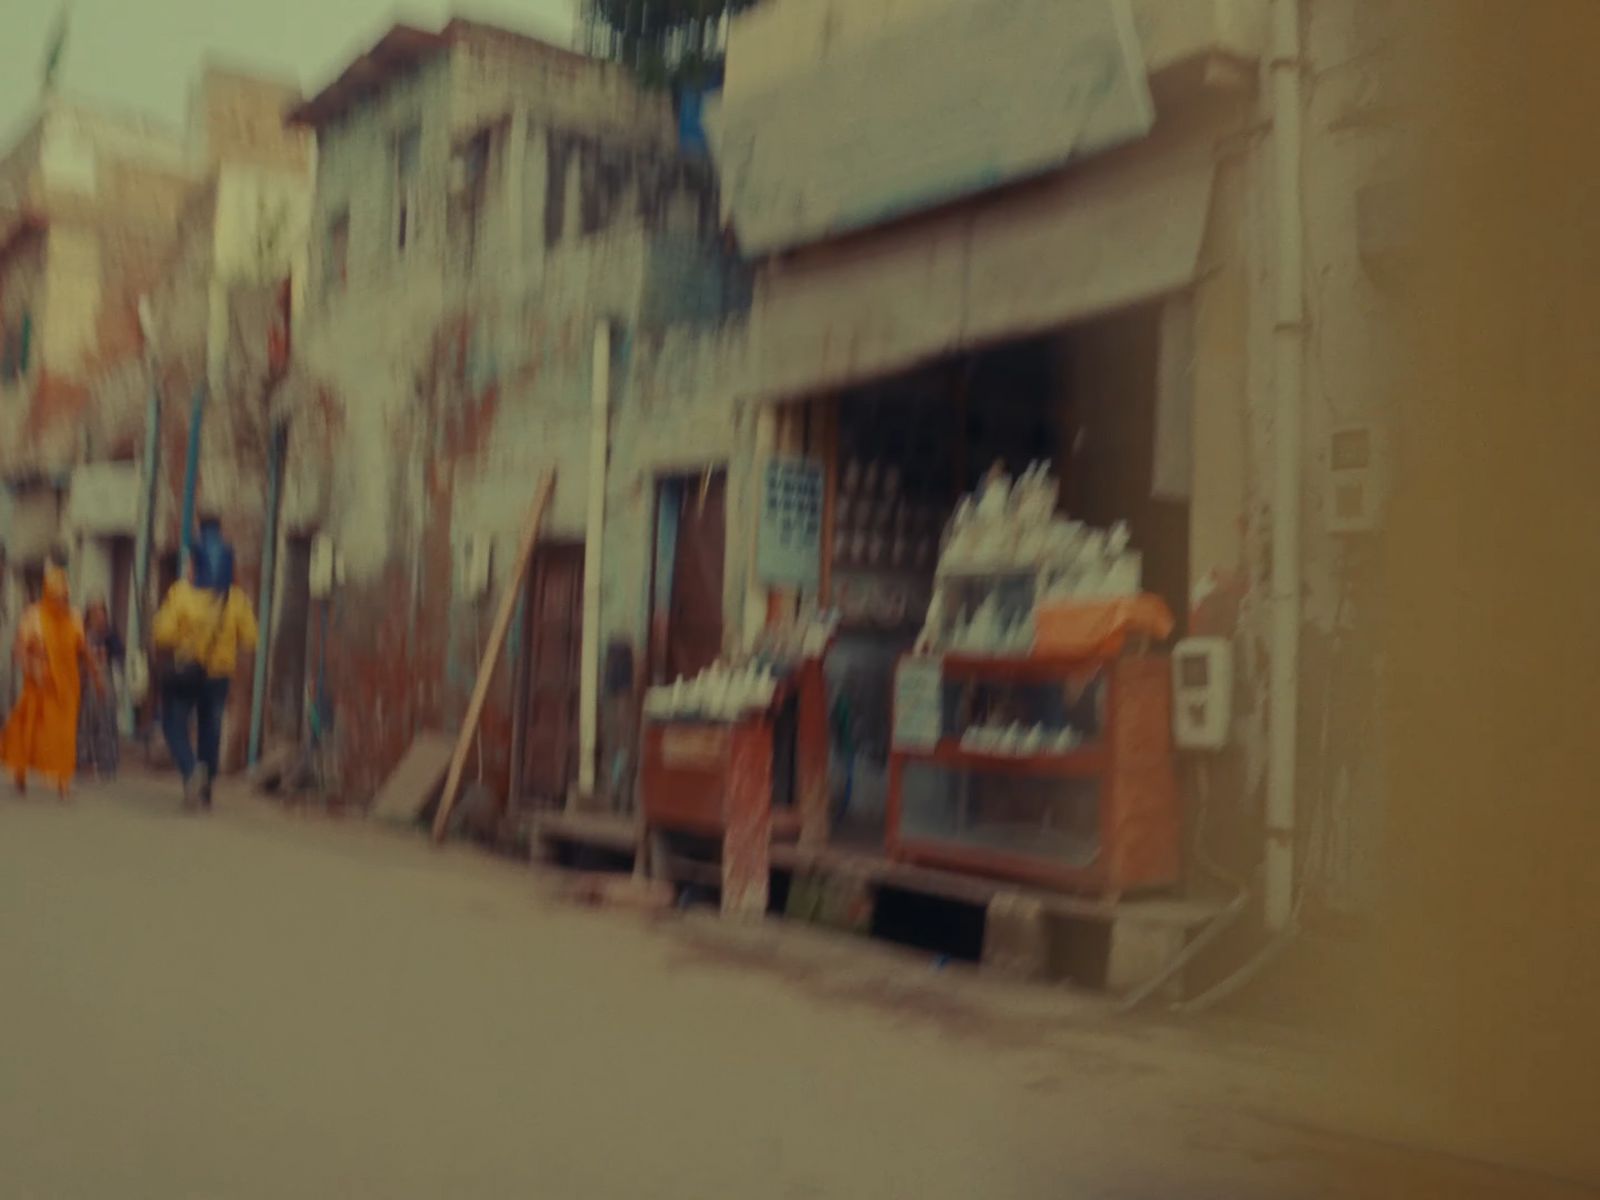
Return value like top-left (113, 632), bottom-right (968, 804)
top-left (127, 298), bottom-right (162, 735)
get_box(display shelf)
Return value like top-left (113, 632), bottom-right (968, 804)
top-left (898, 739), bottom-right (1107, 778)
top-left (887, 654), bottom-right (1180, 897)
top-left (638, 659), bottom-right (831, 917)
top-left (938, 650), bottom-right (1109, 682)
top-left (934, 561), bottom-right (1040, 580)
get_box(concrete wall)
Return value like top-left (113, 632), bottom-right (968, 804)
top-left (189, 67), bottom-right (312, 176)
top-left (26, 106), bottom-right (193, 383)
top-left (295, 34), bottom-right (746, 802)
top-left (1291, 0), bottom-right (1399, 910)
top-left (0, 487), bottom-right (62, 561)
top-left (606, 326), bottom-right (755, 652)
top-left (1141, 0), bottom-right (1397, 908)
top-left (308, 56), bottom-right (454, 307)
top-left (0, 99), bottom-right (196, 477)
top-left (38, 227), bottom-right (103, 370)
top-left (0, 231), bottom-right (46, 461)
top-left (213, 166), bottom-right (313, 286)
top-left (1327, 0), bottom-right (1600, 1183)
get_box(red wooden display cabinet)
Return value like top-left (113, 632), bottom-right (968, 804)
top-left (638, 658), bottom-right (831, 917)
top-left (886, 653), bottom-right (1181, 898)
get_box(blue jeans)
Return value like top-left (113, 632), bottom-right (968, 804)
top-left (161, 678), bottom-right (230, 784)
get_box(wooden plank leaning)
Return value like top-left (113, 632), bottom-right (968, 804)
top-left (432, 470), bottom-right (557, 843)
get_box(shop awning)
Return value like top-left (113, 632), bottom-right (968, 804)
top-left (745, 143), bottom-right (1218, 403)
top-left (708, 0), bottom-right (1154, 256)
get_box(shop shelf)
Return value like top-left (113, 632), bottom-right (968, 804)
top-left (887, 653), bottom-right (1180, 896)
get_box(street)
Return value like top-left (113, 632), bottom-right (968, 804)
top-left (0, 777), bottom-right (1581, 1200)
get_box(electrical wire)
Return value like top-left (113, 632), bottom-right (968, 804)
top-left (1194, 757), bottom-right (1250, 894)
top-left (1172, 550), bottom-right (1356, 1015)
top-left (1119, 758), bottom-right (1254, 1014)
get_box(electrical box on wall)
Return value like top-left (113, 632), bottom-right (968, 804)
top-left (309, 535), bottom-right (340, 599)
top-left (1172, 637), bottom-right (1233, 751)
top-left (1327, 423), bottom-right (1384, 534)
top-left (457, 535), bottom-right (493, 601)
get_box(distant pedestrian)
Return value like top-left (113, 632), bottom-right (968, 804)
top-left (77, 597), bottom-right (124, 780)
top-left (151, 538), bottom-right (257, 811)
top-left (0, 541), bottom-right (15, 726)
top-left (2, 561), bottom-right (105, 801)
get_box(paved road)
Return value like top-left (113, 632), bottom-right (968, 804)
top-left (0, 779), bottom-right (1583, 1199)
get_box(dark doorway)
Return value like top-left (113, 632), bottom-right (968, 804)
top-left (648, 471), bottom-right (727, 686)
top-left (1060, 306), bottom-right (1191, 637)
top-left (108, 536), bottom-right (134, 641)
top-left (520, 541), bottom-right (584, 805)
top-left (270, 535), bottom-right (313, 745)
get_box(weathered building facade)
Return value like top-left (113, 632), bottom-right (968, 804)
top-left (282, 20), bottom-right (748, 806)
top-left (2, 5), bottom-right (1400, 931)
top-left (0, 99), bottom-right (193, 566)
top-left (703, 0), bottom-right (1402, 919)
top-left (0, 72), bottom-right (312, 563)
top-left (0, 70), bottom-right (313, 741)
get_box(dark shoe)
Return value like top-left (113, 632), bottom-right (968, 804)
top-left (183, 765), bottom-right (210, 811)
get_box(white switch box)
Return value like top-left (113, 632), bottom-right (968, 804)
top-left (1172, 636), bottom-right (1233, 751)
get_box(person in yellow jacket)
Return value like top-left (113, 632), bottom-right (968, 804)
top-left (151, 538), bottom-right (257, 810)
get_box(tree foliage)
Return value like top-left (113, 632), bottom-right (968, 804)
top-left (591, 0), bottom-right (763, 88)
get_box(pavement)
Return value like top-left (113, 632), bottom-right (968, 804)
top-left (1, 774), bottom-right (1590, 1199)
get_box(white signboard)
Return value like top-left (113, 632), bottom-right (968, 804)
top-left (893, 657), bottom-right (944, 751)
top-left (709, 0), bottom-right (1154, 254)
top-left (66, 462), bottom-right (140, 535)
top-left (757, 457), bottom-right (824, 589)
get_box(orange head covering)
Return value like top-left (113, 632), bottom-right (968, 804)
top-left (42, 563), bottom-right (70, 610)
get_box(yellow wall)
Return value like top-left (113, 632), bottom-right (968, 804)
top-left (40, 227), bottom-right (103, 370)
top-left (1346, 0), bottom-right (1600, 1183)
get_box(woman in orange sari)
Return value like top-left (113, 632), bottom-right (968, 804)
top-left (2, 563), bottom-right (104, 800)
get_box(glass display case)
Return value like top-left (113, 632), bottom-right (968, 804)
top-left (886, 652), bottom-right (1181, 896)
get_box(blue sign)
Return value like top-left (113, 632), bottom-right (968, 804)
top-left (757, 457), bottom-right (823, 589)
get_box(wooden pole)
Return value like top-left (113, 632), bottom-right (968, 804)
top-left (433, 471), bottom-right (557, 842)
top-left (576, 320), bottom-right (610, 805)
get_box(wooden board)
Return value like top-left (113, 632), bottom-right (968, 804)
top-left (371, 732), bottom-right (456, 824)
top-left (433, 471), bottom-right (557, 842)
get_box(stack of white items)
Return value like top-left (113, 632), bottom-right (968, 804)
top-left (945, 592), bottom-right (1033, 656)
top-left (919, 462), bottom-right (1144, 651)
top-left (644, 661), bottom-right (780, 723)
top-left (755, 608), bottom-right (840, 663)
top-left (642, 610), bottom-right (838, 724)
top-left (832, 460), bottom-right (941, 571)
top-left (960, 721), bottom-right (1083, 757)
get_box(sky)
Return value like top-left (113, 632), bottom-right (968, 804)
top-left (1, 0), bottom-right (578, 142)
